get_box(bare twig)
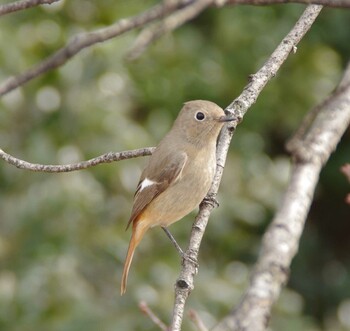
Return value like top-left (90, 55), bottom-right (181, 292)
top-left (340, 163), bottom-right (350, 205)
top-left (128, 0), bottom-right (215, 60)
top-left (1, 0), bottom-right (347, 96)
top-left (222, 0), bottom-right (350, 8)
top-left (189, 310), bottom-right (209, 331)
top-left (139, 301), bottom-right (169, 331)
top-left (170, 5), bottom-right (323, 331)
top-left (340, 163), bottom-right (350, 204)
top-left (212, 64), bottom-right (350, 331)
top-left (341, 163), bottom-right (350, 183)
top-left (0, 147), bottom-right (155, 172)
top-left (0, 1), bottom-right (190, 96)
top-left (0, 0), bottom-right (59, 16)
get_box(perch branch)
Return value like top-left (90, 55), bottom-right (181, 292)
top-left (170, 5), bottom-right (323, 331)
top-left (212, 64), bottom-right (350, 331)
top-left (0, 147), bottom-right (155, 172)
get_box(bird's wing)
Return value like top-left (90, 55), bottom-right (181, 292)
top-left (126, 151), bottom-right (188, 229)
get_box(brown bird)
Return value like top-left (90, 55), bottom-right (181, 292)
top-left (121, 100), bottom-right (234, 295)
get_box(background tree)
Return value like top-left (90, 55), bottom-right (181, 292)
top-left (0, 1), bottom-right (349, 331)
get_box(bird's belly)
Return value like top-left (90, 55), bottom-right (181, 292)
top-left (144, 157), bottom-right (216, 227)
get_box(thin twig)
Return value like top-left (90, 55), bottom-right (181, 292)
top-left (170, 5), bottom-right (323, 331)
top-left (188, 310), bottom-right (209, 331)
top-left (0, 147), bottom-right (155, 172)
top-left (127, 0), bottom-right (215, 60)
top-left (1, 0), bottom-right (347, 95)
top-left (0, 0), bottom-right (59, 16)
top-left (340, 163), bottom-right (350, 205)
top-left (341, 164), bottom-right (350, 183)
top-left (222, 0), bottom-right (350, 8)
top-left (139, 301), bottom-right (169, 331)
top-left (0, 1), bottom-right (190, 96)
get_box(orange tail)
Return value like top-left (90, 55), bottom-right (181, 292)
top-left (121, 220), bottom-right (149, 295)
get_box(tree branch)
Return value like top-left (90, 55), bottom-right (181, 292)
top-left (170, 4), bottom-right (323, 331)
top-left (189, 310), bottom-right (209, 331)
top-left (212, 62), bottom-right (350, 331)
top-left (127, 0), bottom-right (215, 60)
top-left (341, 163), bottom-right (350, 183)
top-left (0, 0), bottom-right (59, 16)
top-left (222, 0), bottom-right (350, 8)
top-left (1, 1), bottom-right (347, 329)
top-left (0, 0), bottom-right (191, 96)
top-left (0, 147), bottom-right (155, 172)
top-left (341, 163), bottom-right (350, 205)
top-left (1, 0), bottom-right (348, 96)
top-left (139, 301), bottom-right (169, 331)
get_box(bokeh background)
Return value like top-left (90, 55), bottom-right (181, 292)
top-left (0, 1), bottom-right (350, 330)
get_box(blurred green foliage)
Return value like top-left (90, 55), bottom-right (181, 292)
top-left (0, 1), bottom-right (350, 330)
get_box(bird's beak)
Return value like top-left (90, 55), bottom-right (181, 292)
top-left (218, 114), bottom-right (235, 122)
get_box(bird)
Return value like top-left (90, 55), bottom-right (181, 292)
top-left (121, 100), bottom-right (234, 295)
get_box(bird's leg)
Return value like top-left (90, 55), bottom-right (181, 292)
top-left (161, 226), bottom-right (198, 268)
top-left (161, 226), bottom-right (184, 255)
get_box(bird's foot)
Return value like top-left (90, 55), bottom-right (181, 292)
top-left (201, 194), bottom-right (219, 208)
top-left (181, 251), bottom-right (199, 270)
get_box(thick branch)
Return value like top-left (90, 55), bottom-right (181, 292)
top-left (0, 0), bottom-right (59, 16)
top-left (170, 4), bottom-right (323, 331)
top-left (212, 63), bottom-right (350, 331)
top-left (0, 147), bottom-right (155, 172)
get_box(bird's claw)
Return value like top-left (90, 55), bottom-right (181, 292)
top-left (181, 252), bottom-right (199, 270)
top-left (201, 195), bottom-right (219, 208)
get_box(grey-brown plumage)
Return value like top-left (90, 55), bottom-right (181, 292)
top-left (121, 100), bottom-right (233, 294)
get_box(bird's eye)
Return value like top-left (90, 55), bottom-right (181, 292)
top-left (195, 112), bottom-right (205, 121)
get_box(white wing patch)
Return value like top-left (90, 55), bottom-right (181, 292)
top-left (139, 178), bottom-right (157, 192)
